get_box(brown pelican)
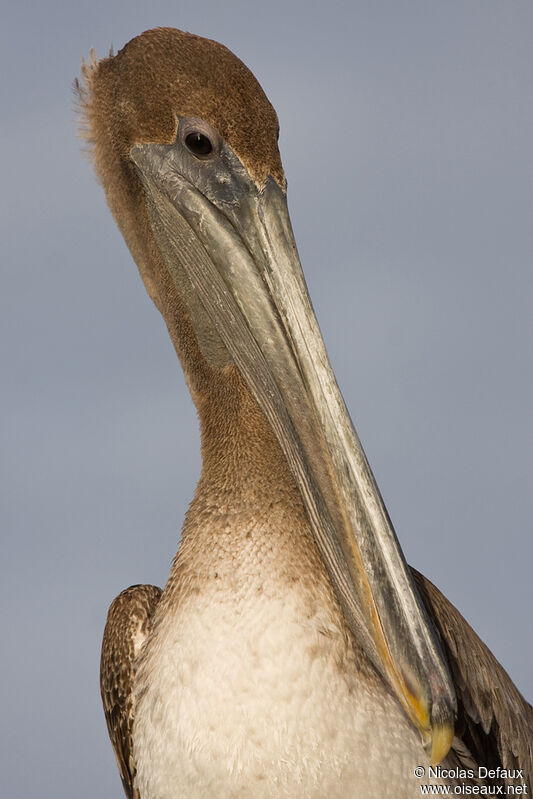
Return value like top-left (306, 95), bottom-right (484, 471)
top-left (77, 27), bottom-right (532, 799)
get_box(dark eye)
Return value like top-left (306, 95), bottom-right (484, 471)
top-left (184, 131), bottom-right (213, 157)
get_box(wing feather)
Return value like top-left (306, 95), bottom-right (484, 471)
top-left (412, 568), bottom-right (533, 788)
top-left (100, 584), bottom-right (162, 799)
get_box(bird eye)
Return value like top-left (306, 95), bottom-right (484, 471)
top-left (184, 131), bottom-right (213, 158)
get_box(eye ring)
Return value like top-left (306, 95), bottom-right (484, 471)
top-left (184, 131), bottom-right (214, 158)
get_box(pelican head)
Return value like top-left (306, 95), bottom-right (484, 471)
top-left (79, 27), bottom-right (456, 763)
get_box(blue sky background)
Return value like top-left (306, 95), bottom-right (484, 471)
top-left (1, 2), bottom-right (532, 797)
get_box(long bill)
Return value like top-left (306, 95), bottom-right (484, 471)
top-left (130, 135), bottom-right (457, 764)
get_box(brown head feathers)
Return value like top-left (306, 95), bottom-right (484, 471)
top-left (77, 27), bottom-right (284, 188)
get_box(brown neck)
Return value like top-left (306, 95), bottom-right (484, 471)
top-left (98, 170), bottom-right (325, 590)
top-left (154, 279), bottom-right (328, 594)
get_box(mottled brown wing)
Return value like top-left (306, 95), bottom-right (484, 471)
top-left (100, 584), bottom-right (162, 799)
top-left (412, 568), bottom-right (533, 789)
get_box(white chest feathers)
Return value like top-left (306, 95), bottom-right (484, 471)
top-left (133, 579), bottom-right (432, 798)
